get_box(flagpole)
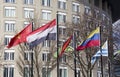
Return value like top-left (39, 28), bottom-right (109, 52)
top-left (56, 12), bottom-right (59, 77)
top-left (100, 26), bottom-right (103, 77)
top-left (73, 32), bottom-right (77, 77)
top-left (31, 22), bottom-right (34, 77)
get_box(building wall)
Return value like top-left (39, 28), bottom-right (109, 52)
top-left (0, 0), bottom-right (112, 77)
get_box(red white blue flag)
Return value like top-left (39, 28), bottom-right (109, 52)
top-left (26, 19), bottom-right (56, 48)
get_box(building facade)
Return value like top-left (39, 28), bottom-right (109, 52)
top-left (0, 0), bottom-right (112, 77)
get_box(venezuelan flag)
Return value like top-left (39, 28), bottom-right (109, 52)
top-left (77, 27), bottom-right (100, 51)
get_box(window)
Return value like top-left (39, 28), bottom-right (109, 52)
top-left (24, 51), bottom-right (33, 60)
top-left (42, 40), bottom-right (50, 47)
top-left (4, 0), bottom-right (15, 3)
top-left (24, 22), bottom-right (30, 27)
top-left (97, 71), bottom-right (101, 77)
top-left (94, 10), bottom-right (99, 18)
top-left (24, 8), bottom-right (34, 18)
top-left (42, 10), bottom-right (51, 20)
top-left (102, 14), bottom-right (106, 21)
top-left (42, 51), bottom-right (50, 62)
top-left (72, 2), bottom-right (80, 12)
top-left (24, 0), bottom-right (33, 4)
top-left (4, 50), bottom-right (14, 60)
top-left (5, 21), bottom-right (15, 32)
top-left (97, 59), bottom-right (101, 67)
top-left (59, 54), bottom-right (66, 63)
top-left (72, 15), bottom-right (80, 24)
top-left (24, 65), bottom-right (31, 77)
top-left (4, 7), bottom-right (16, 17)
top-left (58, 12), bottom-right (66, 23)
top-left (42, 0), bottom-right (50, 7)
top-left (58, 0), bottom-right (66, 10)
top-left (59, 26), bottom-right (66, 35)
top-left (4, 35), bottom-right (13, 45)
top-left (3, 65), bottom-right (14, 77)
top-left (84, 6), bottom-right (91, 15)
top-left (42, 67), bottom-right (51, 77)
top-left (76, 68), bottom-right (80, 77)
top-left (59, 67), bottom-right (67, 77)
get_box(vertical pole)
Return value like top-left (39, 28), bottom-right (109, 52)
top-left (100, 26), bottom-right (103, 77)
top-left (31, 51), bottom-right (33, 77)
top-left (108, 59), bottom-right (111, 77)
top-left (73, 32), bottom-right (77, 77)
top-left (31, 22), bottom-right (34, 77)
top-left (56, 12), bottom-right (59, 77)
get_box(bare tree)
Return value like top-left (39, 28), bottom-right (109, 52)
top-left (63, 6), bottom-right (110, 77)
top-left (16, 12), bottom-right (58, 77)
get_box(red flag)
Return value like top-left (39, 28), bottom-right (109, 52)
top-left (59, 36), bottom-right (72, 57)
top-left (7, 23), bottom-right (32, 48)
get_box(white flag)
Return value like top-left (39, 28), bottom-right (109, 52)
top-left (91, 40), bottom-right (108, 64)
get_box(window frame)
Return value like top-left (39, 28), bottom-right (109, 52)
top-left (59, 26), bottom-right (66, 36)
top-left (58, 12), bottom-right (66, 23)
top-left (24, 0), bottom-right (33, 5)
top-left (24, 65), bottom-right (32, 77)
top-left (76, 68), bottom-right (81, 77)
top-left (4, 35), bottom-right (13, 45)
top-left (59, 67), bottom-right (67, 77)
top-left (42, 40), bottom-right (50, 47)
top-left (72, 2), bottom-right (80, 12)
top-left (42, 66), bottom-right (52, 77)
top-left (24, 8), bottom-right (34, 18)
top-left (4, 0), bottom-right (15, 3)
top-left (4, 50), bottom-right (15, 60)
top-left (42, 0), bottom-right (51, 7)
top-left (59, 54), bottom-right (66, 63)
top-left (24, 51), bottom-right (33, 61)
top-left (42, 10), bottom-right (51, 20)
top-left (4, 7), bottom-right (16, 17)
top-left (4, 21), bottom-right (15, 32)
top-left (42, 50), bottom-right (50, 62)
top-left (58, 0), bottom-right (66, 10)
top-left (97, 71), bottom-right (101, 77)
top-left (72, 15), bottom-right (80, 24)
top-left (4, 65), bottom-right (14, 77)
top-left (84, 6), bottom-right (91, 15)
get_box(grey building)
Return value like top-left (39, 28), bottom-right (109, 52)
top-left (0, 0), bottom-right (112, 77)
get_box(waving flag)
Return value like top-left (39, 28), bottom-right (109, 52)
top-left (27, 19), bottom-right (56, 48)
top-left (59, 36), bottom-right (72, 57)
top-left (77, 27), bottom-right (100, 51)
top-left (53, 46), bottom-right (74, 58)
top-left (7, 23), bottom-right (32, 48)
top-left (91, 40), bottom-right (108, 64)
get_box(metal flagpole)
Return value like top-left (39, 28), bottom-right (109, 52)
top-left (73, 32), bottom-right (77, 77)
top-left (56, 12), bottom-right (59, 77)
top-left (100, 26), bottom-right (103, 77)
top-left (31, 22), bottom-right (34, 77)
top-left (31, 51), bottom-right (34, 77)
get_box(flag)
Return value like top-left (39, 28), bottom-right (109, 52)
top-left (59, 36), bottom-right (72, 57)
top-left (65, 46), bottom-right (74, 52)
top-left (53, 45), bottom-right (73, 58)
top-left (76, 27), bottom-right (100, 50)
top-left (91, 40), bottom-right (108, 64)
top-left (53, 48), bottom-right (61, 58)
top-left (7, 23), bottom-right (32, 48)
top-left (26, 19), bottom-right (56, 48)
